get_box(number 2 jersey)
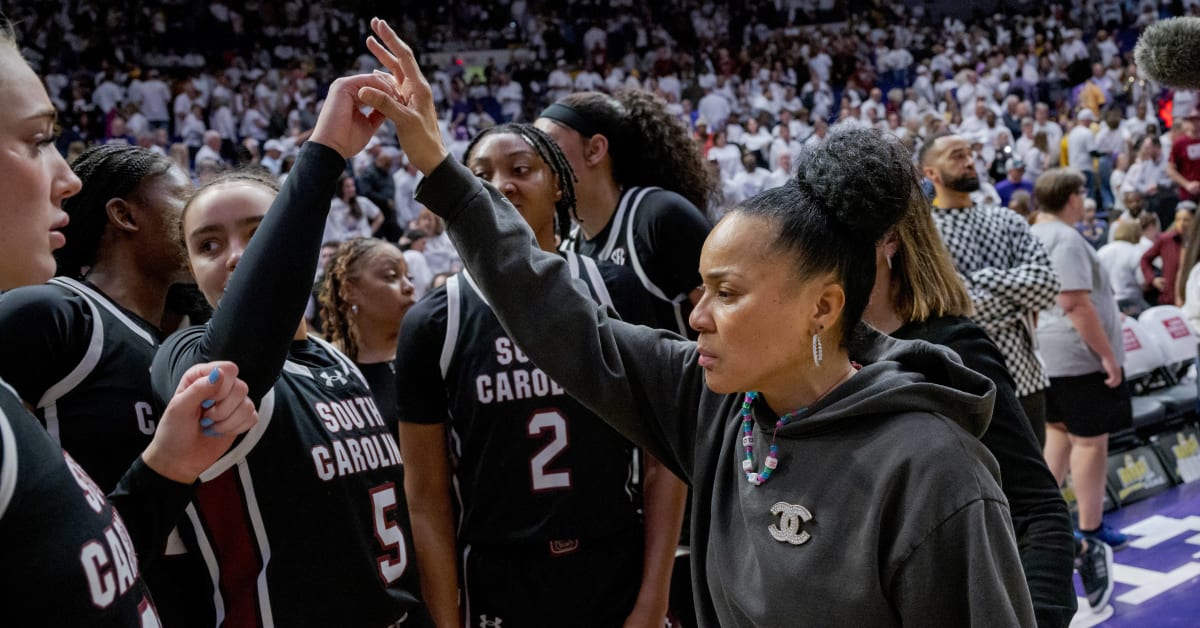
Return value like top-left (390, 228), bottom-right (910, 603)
top-left (151, 329), bottom-right (427, 627)
top-left (0, 379), bottom-right (168, 626)
top-left (396, 252), bottom-right (656, 546)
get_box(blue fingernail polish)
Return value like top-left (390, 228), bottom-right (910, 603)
top-left (203, 428), bottom-right (221, 438)
top-left (208, 367), bottom-right (221, 384)
top-left (200, 417), bottom-right (214, 428)
top-left (201, 399), bottom-right (215, 409)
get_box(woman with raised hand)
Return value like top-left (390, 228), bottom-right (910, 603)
top-left (359, 20), bottom-right (1035, 627)
top-left (151, 70), bottom-right (429, 626)
top-left (0, 144), bottom-right (192, 492)
top-left (0, 24), bottom-right (255, 625)
top-left (860, 184), bottom-right (1079, 625)
top-left (319, 236), bottom-right (416, 431)
top-left (395, 122), bottom-right (681, 627)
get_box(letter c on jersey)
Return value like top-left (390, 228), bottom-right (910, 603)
top-left (768, 501), bottom-right (813, 546)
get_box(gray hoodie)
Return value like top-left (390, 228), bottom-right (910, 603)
top-left (416, 157), bottom-right (1036, 627)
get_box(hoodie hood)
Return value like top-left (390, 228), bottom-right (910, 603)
top-left (762, 324), bottom-right (996, 439)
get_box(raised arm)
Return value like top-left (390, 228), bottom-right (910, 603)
top-left (157, 75), bottom-right (390, 400)
top-left (360, 19), bottom-right (705, 480)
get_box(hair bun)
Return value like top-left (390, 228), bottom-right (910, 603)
top-left (792, 127), bottom-right (918, 243)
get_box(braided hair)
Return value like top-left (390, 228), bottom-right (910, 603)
top-left (463, 122), bottom-right (578, 242)
top-left (57, 144), bottom-right (175, 278)
top-left (318, 237), bottom-right (393, 362)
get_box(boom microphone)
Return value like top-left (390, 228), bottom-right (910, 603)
top-left (1135, 17), bottom-right (1200, 90)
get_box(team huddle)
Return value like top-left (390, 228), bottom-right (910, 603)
top-left (2, 15), bottom-right (1094, 628)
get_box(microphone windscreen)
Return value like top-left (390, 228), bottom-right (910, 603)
top-left (1135, 17), bottom-right (1200, 90)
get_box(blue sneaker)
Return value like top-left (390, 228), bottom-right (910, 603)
top-left (1082, 523), bottom-right (1129, 551)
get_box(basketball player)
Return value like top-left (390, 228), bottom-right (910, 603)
top-left (536, 90), bottom-right (716, 340)
top-left (397, 123), bottom-right (680, 627)
top-left (0, 24), bottom-right (255, 624)
top-left (0, 144), bottom-right (191, 492)
top-left (150, 72), bottom-right (429, 626)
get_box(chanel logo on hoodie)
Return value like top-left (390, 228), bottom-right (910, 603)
top-left (768, 501), bottom-right (813, 545)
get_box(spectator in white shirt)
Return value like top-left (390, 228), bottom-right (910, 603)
top-left (697, 85), bottom-right (732, 132)
top-left (194, 130), bottom-right (223, 167)
top-left (740, 117), bottom-right (773, 164)
top-left (1033, 103), bottom-right (1064, 166)
top-left (707, 130), bottom-right (743, 181)
top-left (1067, 109), bottom-right (1099, 195)
top-left (490, 73), bottom-right (521, 124)
top-left (1097, 219), bottom-right (1151, 314)
top-left (324, 173), bottom-right (383, 243)
top-left (137, 69), bottom-right (172, 129)
top-left (393, 158), bottom-right (424, 231)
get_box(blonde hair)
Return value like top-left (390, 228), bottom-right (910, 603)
top-left (890, 194), bottom-right (974, 322)
top-left (1111, 219), bottom-right (1141, 243)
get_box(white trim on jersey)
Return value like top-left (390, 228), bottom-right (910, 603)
top-left (36, 284), bottom-right (104, 412)
top-left (238, 459), bottom-right (276, 627)
top-left (42, 403), bottom-right (63, 442)
top-left (439, 275), bottom-right (462, 379)
top-left (461, 543), bottom-right (474, 626)
top-left (576, 254), bottom-right (614, 312)
top-left (52, 277), bottom-right (157, 345)
top-left (600, 187), bottom-right (657, 260)
top-left (164, 526), bottom-right (187, 555)
top-left (199, 389), bottom-right (276, 482)
top-left (0, 405), bottom-right (19, 520)
top-left (623, 193), bottom-right (690, 335)
top-left (282, 362), bottom-right (311, 378)
top-left (185, 503), bottom-right (227, 626)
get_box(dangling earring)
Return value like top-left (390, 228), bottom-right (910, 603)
top-left (351, 304), bottom-right (359, 315)
top-left (812, 333), bottom-right (824, 367)
top-left (886, 254), bottom-right (893, 270)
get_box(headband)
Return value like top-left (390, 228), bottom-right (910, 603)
top-left (540, 102), bottom-right (607, 138)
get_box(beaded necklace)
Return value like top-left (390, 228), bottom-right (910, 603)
top-left (739, 365), bottom-right (858, 486)
top-left (738, 392), bottom-right (807, 486)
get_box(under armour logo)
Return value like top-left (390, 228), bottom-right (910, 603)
top-left (318, 370), bottom-right (348, 388)
top-left (609, 247), bottom-right (627, 266)
top-left (768, 501), bottom-right (812, 545)
top-left (478, 616), bottom-right (503, 628)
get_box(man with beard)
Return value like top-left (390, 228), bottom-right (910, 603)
top-left (920, 133), bottom-right (1061, 443)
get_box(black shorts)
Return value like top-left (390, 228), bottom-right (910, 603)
top-left (1046, 371), bottom-right (1133, 437)
top-left (462, 529), bottom-right (642, 628)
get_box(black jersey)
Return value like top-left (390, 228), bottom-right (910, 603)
top-left (153, 331), bottom-right (427, 627)
top-left (0, 380), bottom-right (163, 627)
top-left (147, 141), bottom-right (427, 627)
top-left (0, 277), bottom-right (161, 492)
top-left (358, 360), bottom-right (399, 436)
top-left (396, 252), bottom-right (655, 546)
top-left (563, 186), bottom-right (711, 339)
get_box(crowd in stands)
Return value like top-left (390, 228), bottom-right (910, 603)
top-left (5, 0), bottom-right (1200, 305)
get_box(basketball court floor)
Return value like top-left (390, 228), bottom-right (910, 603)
top-left (1070, 480), bottom-right (1200, 627)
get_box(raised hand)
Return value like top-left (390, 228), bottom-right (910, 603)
top-left (309, 73), bottom-right (395, 159)
top-left (141, 361), bottom-right (258, 483)
top-left (357, 17), bottom-right (449, 175)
